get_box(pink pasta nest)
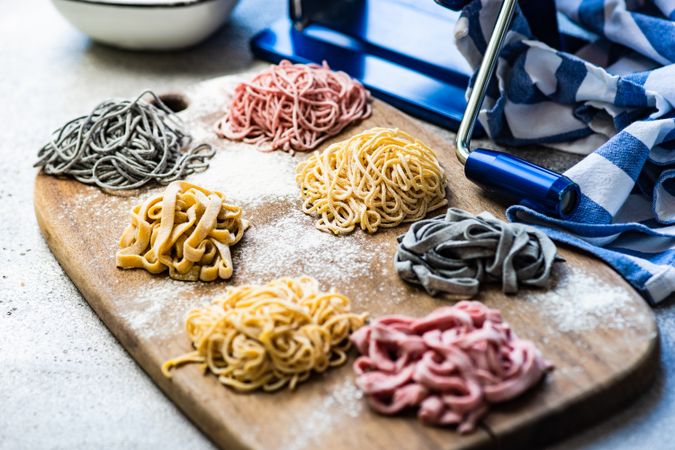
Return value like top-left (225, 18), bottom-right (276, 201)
top-left (215, 60), bottom-right (372, 153)
top-left (351, 301), bottom-right (552, 434)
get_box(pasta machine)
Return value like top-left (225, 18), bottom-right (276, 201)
top-left (251, 0), bottom-right (581, 217)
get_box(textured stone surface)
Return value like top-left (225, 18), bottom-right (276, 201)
top-left (0, 1), bottom-right (672, 449)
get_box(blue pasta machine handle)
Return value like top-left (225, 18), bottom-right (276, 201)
top-left (448, 0), bottom-right (581, 218)
top-left (465, 149), bottom-right (580, 218)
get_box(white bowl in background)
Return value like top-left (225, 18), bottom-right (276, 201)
top-left (52, 0), bottom-right (240, 50)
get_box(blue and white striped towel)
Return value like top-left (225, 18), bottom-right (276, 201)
top-left (446, 0), bottom-right (675, 303)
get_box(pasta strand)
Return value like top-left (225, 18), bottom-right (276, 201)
top-left (215, 60), bottom-right (371, 153)
top-left (162, 276), bottom-right (367, 392)
top-left (35, 91), bottom-right (214, 190)
top-left (296, 127), bottom-right (448, 235)
top-left (116, 181), bottom-right (248, 282)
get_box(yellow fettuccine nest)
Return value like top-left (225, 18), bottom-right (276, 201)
top-left (162, 276), bottom-right (367, 392)
top-left (116, 180), bottom-right (248, 281)
top-left (296, 127), bottom-right (448, 235)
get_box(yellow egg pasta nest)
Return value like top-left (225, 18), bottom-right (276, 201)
top-left (162, 276), bottom-right (367, 392)
top-left (116, 180), bottom-right (248, 281)
top-left (296, 127), bottom-right (448, 235)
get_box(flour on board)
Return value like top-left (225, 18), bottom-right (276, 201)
top-left (283, 378), bottom-right (364, 450)
top-left (67, 188), bottom-right (138, 228)
top-left (526, 266), bottom-right (638, 333)
top-left (187, 143), bottom-right (298, 207)
top-left (234, 208), bottom-right (377, 282)
top-left (120, 277), bottom-right (216, 339)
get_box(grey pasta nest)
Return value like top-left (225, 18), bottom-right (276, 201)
top-left (395, 208), bottom-right (561, 297)
top-left (35, 90), bottom-right (215, 190)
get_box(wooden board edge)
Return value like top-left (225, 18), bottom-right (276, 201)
top-left (491, 327), bottom-right (659, 448)
top-left (32, 175), bottom-right (254, 450)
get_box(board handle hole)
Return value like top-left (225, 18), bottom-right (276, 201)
top-left (154, 93), bottom-right (189, 113)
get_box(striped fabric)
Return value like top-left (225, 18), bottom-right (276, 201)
top-left (446, 0), bottom-right (675, 303)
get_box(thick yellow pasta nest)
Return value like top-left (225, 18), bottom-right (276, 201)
top-left (162, 276), bottom-right (367, 392)
top-left (296, 127), bottom-right (448, 235)
top-left (116, 181), bottom-right (248, 282)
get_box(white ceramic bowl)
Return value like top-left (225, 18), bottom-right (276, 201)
top-left (52, 0), bottom-right (239, 50)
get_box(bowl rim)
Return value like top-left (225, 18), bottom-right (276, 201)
top-left (53, 0), bottom-right (222, 9)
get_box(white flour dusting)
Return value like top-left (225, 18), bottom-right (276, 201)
top-left (180, 79), bottom-right (304, 208)
top-left (187, 143), bottom-right (298, 207)
top-left (526, 266), bottom-right (637, 333)
top-left (115, 205), bottom-right (403, 339)
top-left (284, 378), bottom-right (363, 450)
top-left (235, 208), bottom-right (380, 282)
top-left (120, 278), bottom-right (216, 338)
top-left (67, 189), bottom-right (138, 229)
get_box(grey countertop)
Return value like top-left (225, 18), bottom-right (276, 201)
top-left (1, 1), bottom-right (673, 449)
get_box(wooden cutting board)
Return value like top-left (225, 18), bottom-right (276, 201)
top-left (34, 74), bottom-right (659, 450)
